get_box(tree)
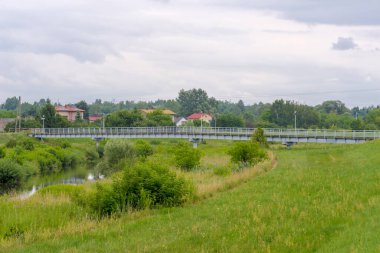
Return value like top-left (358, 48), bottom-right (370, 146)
top-left (228, 141), bottom-right (266, 166)
top-left (316, 100), bottom-right (350, 115)
top-left (252, 128), bottom-right (268, 148)
top-left (269, 100), bottom-right (320, 128)
top-left (216, 114), bottom-right (245, 127)
top-left (0, 159), bottom-right (22, 194)
top-left (76, 100), bottom-right (89, 120)
top-left (364, 108), bottom-right (380, 129)
top-left (177, 88), bottom-right (211, 116)
top-left (145, 110), bottom-right (174, 126)
top-left (174, 142), bottom-right (201, 171)
top-left (38, 100), bottom-right (69, 128)
top-left (105, 109), bottom-right (144, 127)
top-left (2, 97), bottom-right (18, 110)
top-left (237, 100), bottom-right (245, 113)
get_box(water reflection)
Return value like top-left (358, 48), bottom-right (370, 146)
top-left (19, 172), bottom-right (104, 200)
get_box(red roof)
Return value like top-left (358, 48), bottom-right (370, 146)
top-left (187, 113), bottom-right (211, 120)
top-left (55, 105), bottom-right (85, 113)
top-left (89, 115), bottom-right (103, 121)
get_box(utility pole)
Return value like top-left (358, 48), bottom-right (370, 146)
top-left (102, 113), bottom-right (106, 130)
top-left (15, 96), bottom-right (21, 132)
top-left (41, 115), bottom-right (45, 130)
top-left (294, 110), bottom-right (297, 131)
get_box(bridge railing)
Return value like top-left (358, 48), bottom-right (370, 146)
top-left (30, 127), bottom-right (380, 140)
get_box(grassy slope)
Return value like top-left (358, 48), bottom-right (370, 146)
top-left (4, 141), bottom-right (380, 252)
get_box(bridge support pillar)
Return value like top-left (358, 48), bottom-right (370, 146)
top-left (283, 141), bottom-right (296, 149)
top-left (190, 138), bottom-right (200, 149)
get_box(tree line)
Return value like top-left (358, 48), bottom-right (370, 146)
top-left (1, 88), bottom-right (380, 130)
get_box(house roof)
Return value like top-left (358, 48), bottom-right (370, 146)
top-left (140, 109), bottom-right (176, 115)
top-left (55, 105), bottom-right (85, 113)
top-left (187, 113), bottom-right (212, 120)
top-left (174, 116), bottom-right (187, 124)
top-left (89, 115), bottom-right (103, 121)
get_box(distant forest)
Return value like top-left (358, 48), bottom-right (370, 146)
top-left (1, 88), bottom-right (379, 130)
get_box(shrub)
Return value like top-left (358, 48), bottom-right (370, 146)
top-left (228, 141), bottom-right (267, 166)
top-left (86, 161), bottom-right (195, 217)
top-left (0, 146), bottom-right (5, 159)
top-left (62, 152), bottom-right (79, 170)
top-left (6, 138), bottom-right (17, 148)
top-left (149, 140), bottom-right (161, 145)
top-left (252, 128), bottom-right (268, 148)
top-left (0, 159), bottom-right (22, 194)
top-left (135, 140), bottom-right (153, 159)
top-left (104, 139), bottom-right (135, 165)
top-left (37, 151), bottom-right (62, 174)
top-left (97, 145), bottom-right (105, 158)
top-left (21, 139), bottom-right (35, 151)
top-left (85, 148), bottom-right (100, 167)
top-left (174, 142), bottom-right (201, 171)
top-left (86, 183), bottom-right (119, 217)
top-left (59, 140), bottom-right (72, 149)
top-left (103, 139), bottom-right (135, 174)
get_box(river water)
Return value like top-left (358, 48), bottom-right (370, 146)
top-left (18, 167), bottom-right (103, 199)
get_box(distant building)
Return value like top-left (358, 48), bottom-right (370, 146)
top-left (55, 105), bottom-right (84, 122)
top-left (89, 115), bottom-right (103, 123)
top-left (187, 113), bottom-right (213, 123)
top-left (175, 117), bottom-right (187, 127)
top-left (140, 109), bottom-right (177, 123)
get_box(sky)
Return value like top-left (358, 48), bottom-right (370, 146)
top-left (0, 0), bottom-right (379, 107)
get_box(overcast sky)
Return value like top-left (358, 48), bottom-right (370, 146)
top-left (0, 0), bottom-right (379, 107)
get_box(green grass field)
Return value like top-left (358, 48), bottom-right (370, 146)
top-left (1, 137), bottom-right (380, 252)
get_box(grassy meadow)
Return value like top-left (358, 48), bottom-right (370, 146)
top-left (1, 134), bottom-right (380, 252)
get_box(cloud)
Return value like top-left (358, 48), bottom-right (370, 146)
top-left (199, 0), bottom-right (380, 26)
top-left (0, 0), bottom-right (379, 107)
top-left (332, 37), bottom-right (358, 51)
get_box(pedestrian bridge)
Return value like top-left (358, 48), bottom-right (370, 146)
top-left (29, 127), bottom-right (380, 144)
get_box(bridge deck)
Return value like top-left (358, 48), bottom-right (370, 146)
top-left (29, 127), bottom-right (380, 144)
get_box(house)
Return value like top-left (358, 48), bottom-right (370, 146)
top-left (174, 117), bottom-right (187, 127)
top-left (55, 105), bottom-right (85, 122)
top-left (187, 113), bottom-right (213, 123)
top-left (89, 115), bottom-right (103, 123)
top-left (140, 109), bottom-right (177, 123)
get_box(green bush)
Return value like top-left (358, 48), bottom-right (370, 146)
top-left (118, 162), bottom-right (194, 209)
top-left (0, 146), bottom-right (5, 159)
top-left (86, 161), bottom-right (195, 217)
top-left (149, 140), bottom-right (161, 145)
top-left (103, 139), bottom-right (135, 174)
top-left (85, 148), bottom-right (99, 166)
top-left (62, 152), bottom-right (79, 170)
top-left (228, 141), bottom-right (267, 166)
top-left (135, 140), bottom-right (154, 159)
top-left (174, 143), bottom-right (201, 171)
top-left (105, 139), bottom-right (135, 164)
top-left (6, 138), bottom-right (17, 148)
top-left (252, 128), bottom-right (268, 148)
top-left (0, 159), bottom-right (22, 194)
top-left (59, 140), bottom-right (72, 149)
top-left (37, 152), bottom-right (61, 174)
top-left (97, 145), bottom-right (105, 158)
top-left (86, 182), bottom-right (120, 217)
top-left (21, 139), bottom-right (35, 151)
